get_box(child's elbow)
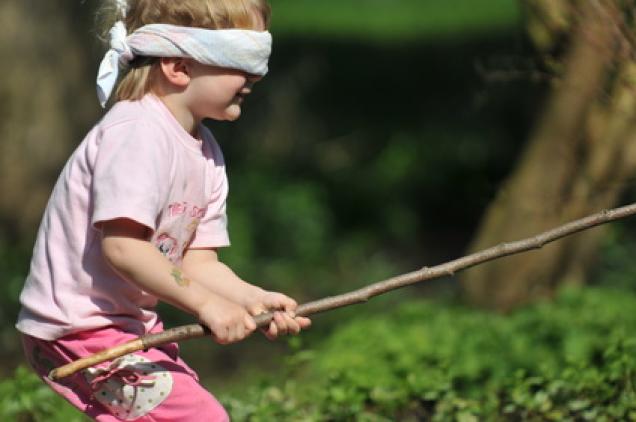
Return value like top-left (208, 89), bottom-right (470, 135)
top-left (98, 218), bottom-right (150, 270)
top-left (101, 236), bottom-right (131, 270)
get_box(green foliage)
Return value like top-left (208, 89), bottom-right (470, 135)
top-left (270, 0), bottom-right (521, 41)
top-left (0, 366), bottom-right (86, 421)
top-left (0, 243), bottom-right (29, 329)
top-left (219, 167), bottom-right (401, 301)
top-left (221, 287), bottom-right (636, 420)
top-left (594, 222), bottom-right (636, 292)
top-left (0, 242), bottom-right (30, 358)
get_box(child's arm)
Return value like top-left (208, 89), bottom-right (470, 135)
top-left (100, 218), bottom-right (256, 344)
top-left (182, 248), bottom-right (311, 339)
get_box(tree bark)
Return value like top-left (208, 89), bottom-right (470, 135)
top-left (461, 0), bottom-right (636, 310)
top-left (0, 0), bottom-right (98, 245)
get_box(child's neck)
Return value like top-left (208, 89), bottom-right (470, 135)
top-left (157, 93), bottom-right (200, 137)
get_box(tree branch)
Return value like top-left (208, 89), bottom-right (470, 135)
top-left (48, 202), bottom-right (636, 381)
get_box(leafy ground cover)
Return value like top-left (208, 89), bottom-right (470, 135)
top-left (221, 286), bottom-right (636, 421)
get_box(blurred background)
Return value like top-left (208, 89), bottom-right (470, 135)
top-left (2, 0), bottom-right (636, 420)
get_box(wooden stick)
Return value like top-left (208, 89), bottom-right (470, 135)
top-left (48, 202), bottom-right (636, 381)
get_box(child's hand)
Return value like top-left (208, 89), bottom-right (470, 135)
top-left (197, 294), bottom-right (256, 345)
top-left (243, 289), bottom-right (311, 340)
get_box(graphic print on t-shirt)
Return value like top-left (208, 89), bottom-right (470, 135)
top-left (155, 233), bottom-right (178, 258)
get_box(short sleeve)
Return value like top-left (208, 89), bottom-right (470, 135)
top-left (189, 133), bottom-right (230, 248)
top-left (91, 119), bottom-right (173, 232)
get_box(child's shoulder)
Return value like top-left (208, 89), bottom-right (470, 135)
top-left (100, 97), bottom-right (156, 130)
top-left (96, 97), bottom-right (174, 146)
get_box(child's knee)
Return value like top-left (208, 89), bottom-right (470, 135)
top-left (154, 373), bottom-right (229, 421)
top-left (179, 392), bottom-right (229, 421)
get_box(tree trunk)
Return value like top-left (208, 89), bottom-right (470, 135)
top-left (461, 0), bottom-right (636, 311)
top-left (0, 0), bottom-right (98, 246)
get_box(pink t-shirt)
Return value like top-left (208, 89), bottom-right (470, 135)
top-left (16, 94), bottom-right (230, 341)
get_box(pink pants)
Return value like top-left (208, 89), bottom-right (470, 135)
top-left (22, 324), bottom-right (229, 421)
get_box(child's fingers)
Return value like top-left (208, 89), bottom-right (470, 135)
top-left (213, 326), bottom-right (230, 345)
top-left (283, 297), bottom-right (298, 313)
top-left (280, 313), bottom-right (301, 334)
top-left (278, 295), bottom-right (298, 313)
top-left (261, 314), bottom-right (311, 340)
top-left (263, 293), bottom-right (297, 313)
top-left (265, 319), bottom-right (278, 340)
top-left (272, 311), bottom-right (301, 334)
top-left (295, 316), bottom-right (311, 329)
top-left (261, 312), bottom-right (287, 340)
top-left (247, 303), bottom-right (266, 317)
top-left (244, 314), bottom-right (257, 331)
top-left (228, 325), bottom-right (239, 343)
top-left (273, 312), bottom-right (289, 335)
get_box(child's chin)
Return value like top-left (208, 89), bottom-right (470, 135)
top-left (224, 106), bottom-right (242, 121)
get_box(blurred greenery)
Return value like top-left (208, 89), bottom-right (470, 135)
top-left (269, 0), bottom-right (521, 41)
top-left (3, 0), bottom-right (636, 420)
top-left (0, 367), bottom-right (87, 422)
top-left (592, 217), bottom-right (636, 294)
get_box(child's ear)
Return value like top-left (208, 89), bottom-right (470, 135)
top-left (159, 58), bottom-right (191, 87)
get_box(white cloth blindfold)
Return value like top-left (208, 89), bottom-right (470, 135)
top-left (97, 22), bottom-right (272, 107)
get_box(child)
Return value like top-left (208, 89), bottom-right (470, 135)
top-left (15, 0), bottom-right (310, 420)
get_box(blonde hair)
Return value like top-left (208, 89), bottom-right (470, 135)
top-left (98, 0), bottom-right (271, 102)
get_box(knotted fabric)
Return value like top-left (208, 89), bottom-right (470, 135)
top-left (97, 22), bottom-right (273, 107)
top-left (90, 365), bottom-right (156, 392)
